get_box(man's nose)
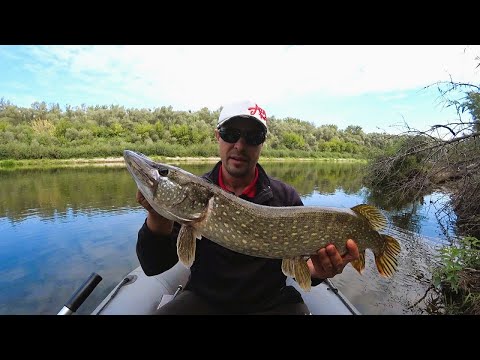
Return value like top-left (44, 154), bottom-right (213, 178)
top-left (233, 135), bottom-right (247, 149)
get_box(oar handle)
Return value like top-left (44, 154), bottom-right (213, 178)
top-left (57, 272), bottom-right (103, 315)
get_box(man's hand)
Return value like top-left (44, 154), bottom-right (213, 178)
top-left (136, 189), bottom-right (156, 213)
top-left (136, 189), bottom-right (173, 235)
top-left (308, 239), bottom-right (359, 280)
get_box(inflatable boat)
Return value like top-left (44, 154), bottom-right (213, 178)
top-left (78, 262), bottom-right (361, 315)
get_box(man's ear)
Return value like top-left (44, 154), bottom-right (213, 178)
top-left (214, 129), bottom-right (220, 141)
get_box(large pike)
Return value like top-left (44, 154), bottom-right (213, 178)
top-left (124, 150), bottom-right (401, 291)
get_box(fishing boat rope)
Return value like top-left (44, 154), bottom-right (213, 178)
top-left (95, 275), bottom-right (136, 315)
top-left (325, 278), bottom-right (360, 315)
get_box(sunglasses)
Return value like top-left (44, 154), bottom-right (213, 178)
top-left (218, 127), bottom-right (266, 146)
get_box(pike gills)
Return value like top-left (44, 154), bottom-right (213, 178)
top-left (124, 150), bottom-right (401, 292)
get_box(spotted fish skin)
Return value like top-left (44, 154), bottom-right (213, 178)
top-left (124, 150), bottom-right (401, 291)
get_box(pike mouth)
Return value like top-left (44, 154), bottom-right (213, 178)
top-left (123, 150), bottom-right (160, 195)
top-left (123, 150), bottom-right (193, 223)
top-left (123, 150), bottom-right (160, 181)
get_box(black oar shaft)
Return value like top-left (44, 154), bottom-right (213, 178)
top-left (57, 272), bottom-right (102, 315)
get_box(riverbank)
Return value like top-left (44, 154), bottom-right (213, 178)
top-left (0, 156), bottom-right (367, 171)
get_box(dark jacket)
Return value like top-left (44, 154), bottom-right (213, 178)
top-left (136, 161), bottom-right (322, 313)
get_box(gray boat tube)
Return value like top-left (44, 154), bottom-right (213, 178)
top-left (92, 262), bottom-right (361, 315)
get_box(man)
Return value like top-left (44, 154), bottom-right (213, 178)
top-left (135, 99), bottom-right (359, 314)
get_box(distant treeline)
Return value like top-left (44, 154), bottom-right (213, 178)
top-left (0, 98), bottom-right (401, 160)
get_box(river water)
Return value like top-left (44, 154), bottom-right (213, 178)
top-left (0, 161), bottom-right (454, 315)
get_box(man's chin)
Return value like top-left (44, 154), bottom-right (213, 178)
top-left (225, 161), bottom-right (249, 177)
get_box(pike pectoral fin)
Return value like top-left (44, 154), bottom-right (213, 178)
top-left (177, 225), bottom-right (201, 268)
top-left (350, 250), bottom-right (366, 275)
top-left (282, 257), bottom-right (312, 292)
top-left (281, 258), bottom-right (296, 278)
top-left (374, 235), bottom-right (401, 277)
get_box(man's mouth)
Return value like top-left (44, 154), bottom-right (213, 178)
top-left (229, 155), bottom-right (247, 162)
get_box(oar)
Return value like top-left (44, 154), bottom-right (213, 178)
top-left (57, 272), bottom-right (103, 315)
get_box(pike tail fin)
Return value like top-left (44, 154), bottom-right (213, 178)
top-left (374, 235), bottom-right (401, 277)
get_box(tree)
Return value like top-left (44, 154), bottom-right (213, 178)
top-left (365, 65), bottom-right (480, 239)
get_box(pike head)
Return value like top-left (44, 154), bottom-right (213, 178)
top-left (123, 150), bottom-right (213, 224)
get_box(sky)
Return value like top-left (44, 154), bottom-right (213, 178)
top-left (0, 45), bottom-right (479, 134)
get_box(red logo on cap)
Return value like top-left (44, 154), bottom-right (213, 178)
top-left (248, 104), bottom-right (267, 121)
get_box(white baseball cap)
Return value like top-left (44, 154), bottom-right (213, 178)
top-left (217, 99), bottom-right (268, 132)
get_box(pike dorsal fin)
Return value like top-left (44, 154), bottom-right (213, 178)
top-left (351, 204), bottom-right (387, 231)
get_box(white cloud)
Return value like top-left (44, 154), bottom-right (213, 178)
top-left (7, 45), bottom-right (479, 119)
top-left (20, 46), bottom-right (476, 105)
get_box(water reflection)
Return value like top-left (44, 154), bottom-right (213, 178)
top-left (0, 168), bottom-right (139, 223)
top-left (0, 161), bottom-right (451, 315)
top-left (261, 161), bottom-right (366, 196)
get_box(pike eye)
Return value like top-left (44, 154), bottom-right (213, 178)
top-left (158, 168), bottom-right (169, 177)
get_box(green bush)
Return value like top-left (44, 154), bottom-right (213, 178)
top-left (433, 236), bottom-right (480, 314)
